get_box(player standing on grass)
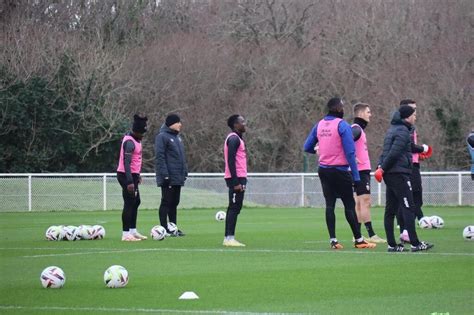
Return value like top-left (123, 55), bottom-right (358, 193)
top-left (117, 114), bottom-right (148, 241)
top-left (351, 103), bottom-right (386, 243)
top-left (375, 105), bottom-right (434, 252)
top-left (304, 97), bottom-right (376, 250)
top-left (155, 114), bottom-right (188, 236)
top-left (396, 99), bottom-right (432, 243)
top-left (223, 115), bottom-right (248, 247)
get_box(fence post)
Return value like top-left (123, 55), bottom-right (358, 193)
top-left (103, 174), bottom-right (107, 211)
top-left (28, 175), bottom-right (32, 212)
top-left (301, 174), bottom-right (305, 207)
top-left (377, 182), bottom-right (382, 206)
top-left (458, 173), bottom-right (462, 206)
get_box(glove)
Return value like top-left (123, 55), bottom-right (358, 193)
top-left (374, 168), bottom-right (384, 183)
top-left (419, 145), bottom-right (433, 160)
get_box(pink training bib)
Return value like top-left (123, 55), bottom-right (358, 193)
top-left (117, 135), bottom-right (142, 174)
top-left (224, 132), bottom-right (247, 178)
top-left (352, 124), bottom-right (371, 171)
top-left (317, 118), bottom-right (348, 166)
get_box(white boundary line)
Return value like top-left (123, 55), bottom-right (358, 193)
top-left (0, 305), bottom-right (300, 315)
top-left (14, 247), bottom-right (474, 258)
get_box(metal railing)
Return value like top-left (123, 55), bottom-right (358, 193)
top-left (0, 172), bottom-right (472, 212)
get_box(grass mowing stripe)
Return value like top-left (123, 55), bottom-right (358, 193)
top-left (0, 305), bottom-right (302, 315)
top-left (21, 247), bottom-right (474, 258)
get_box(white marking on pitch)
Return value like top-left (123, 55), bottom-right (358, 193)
top-left (18, 247), bottom-right (474, 258)
top-left (0, 305), bottom-right (298, 315)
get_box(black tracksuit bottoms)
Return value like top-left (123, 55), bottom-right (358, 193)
top-left (318, 167), bottom-right (362, 240)
top-left (396, 163), bottom-right (424, 232)
top-left (159, 185), bottom-right (181, 229)
top-left (117, 173), bottom-right (141, 231)
top-left (384, 173), bottom-right (421, 247)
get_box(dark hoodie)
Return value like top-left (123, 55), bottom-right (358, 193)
top-left (154, 124), bottom-right (188, 186)
top-left (377, 111), bottom-right (414, 174)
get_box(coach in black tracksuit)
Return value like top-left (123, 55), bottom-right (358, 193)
top-left (155, 114), bottom-right (188, 236)
top-left (377, 105), bottom-right (433, 252)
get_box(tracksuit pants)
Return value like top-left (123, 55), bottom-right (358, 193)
top-left (318, 167), bottom-right (362, 240)
top-left (159, 185), bottom-right (181, 229)
top-left (384, 173), bottom-right (421, 247)
top-left (117, 173), bottom-right (140, 231)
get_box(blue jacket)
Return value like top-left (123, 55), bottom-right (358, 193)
top-left (304, 115), bottom-right (360, 181)
top-left (154, 125), bottom-right (188, 186)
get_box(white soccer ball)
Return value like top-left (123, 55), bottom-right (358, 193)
top-left (167, 222), bottom-right (178, 236)
top-left (151, 225), bottom-right (167, 240)
top-left (430, 216), bottom-right (445, 229)
top-left (418, 217), bottom-right (432, 229)
top-left (40, 266), bottom-right (66, 288)
top-left (92, 225), bottom-right (106, 240)
top-left (62, 225), bottom-right (78, 241)
top-left (463, 226), bottom-right (474, 240)
top-left (77, 225), bottom-right (94, 240)
top-left (104, 265), bottom-right (128, 288)
top-left (215, 211), bottom-right (226, 221)
top-left (45, 226), bottom-right (62, 241)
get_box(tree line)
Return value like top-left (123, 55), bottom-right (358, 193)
top-left (1, 0), bottom-right (472, 172)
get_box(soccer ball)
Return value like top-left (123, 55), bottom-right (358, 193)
top-left (167, 222), bottom-right (178, 236)
top-left (463, 226), bottom-right (474, 240)
top-left (104, 265), bottom-right (128, 288)
top-left (40, 266), bottom-right (65, 288)
top-left (91, 225), bottom-right (106, 240)
top-left (62, 225), bottom-right (78, 241)
top-left (151, 225), bottom-right (167, 240)
top-left (215, 211), bottom-right (226, 221)
top-left (430, 216), bottom-right (445, 229)
top-left (45, 226), bottom-right (62, 241)
top-left (77, 225), bottom-right (94, 240)
top-left (418, 217), bottom-right (432, 229)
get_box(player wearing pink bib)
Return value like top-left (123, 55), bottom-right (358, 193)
top-left (223, 115), bottom-right (248, 247)
top-left (304, 98), bottom-right (376, 250)
top-left (117, 114), bottom-right (148, 241)
top-left (351, 103), bottom-right (386, 243)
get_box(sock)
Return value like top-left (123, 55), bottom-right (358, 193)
top-left (356, 237), bottom-right (364, 243)
top-left (122, 231), bottom-right (129, 237)
top-left (130, 228), bottom-right (137, 234)
top-left (365, 222), bottom-right (375, 237)
top-left (330, 238), bottom-right (338, 243)
top-left (226, 235), bottom-right (235, 241)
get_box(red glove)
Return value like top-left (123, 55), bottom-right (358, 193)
top-left (419, 145), bottom-right (433, 160)
top-left (374, 168), bottom-right (384, 183)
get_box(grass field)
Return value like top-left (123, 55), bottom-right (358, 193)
top-left (0, 206), bottom-right (473, 314)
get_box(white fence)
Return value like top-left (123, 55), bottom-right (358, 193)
top-left (0, 172), bottom-right (472, 212)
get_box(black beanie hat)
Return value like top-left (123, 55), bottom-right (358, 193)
top-left (399, 105), bottom-right (415, 119)
top-left (132, 114), bottom-right (148, 133)
top-left (165, 114), bottom-right (181, 127)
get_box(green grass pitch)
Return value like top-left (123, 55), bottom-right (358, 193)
top-left (0, 206), bottom-right (473, 314)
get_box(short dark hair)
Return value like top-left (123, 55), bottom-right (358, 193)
top-left (327, 97), bottom-right (343, 110)
top-left (353, 103), bottom-right (370, 116)
top-left (227, 114), bottom-right (240, 129)
top-left (400, 99), bottom-right (416, 106)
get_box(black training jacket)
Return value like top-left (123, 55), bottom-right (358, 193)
top-left (154, 125), bottom-right (188, 186)
top-left (378, 111), bottom-right (414, 174)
